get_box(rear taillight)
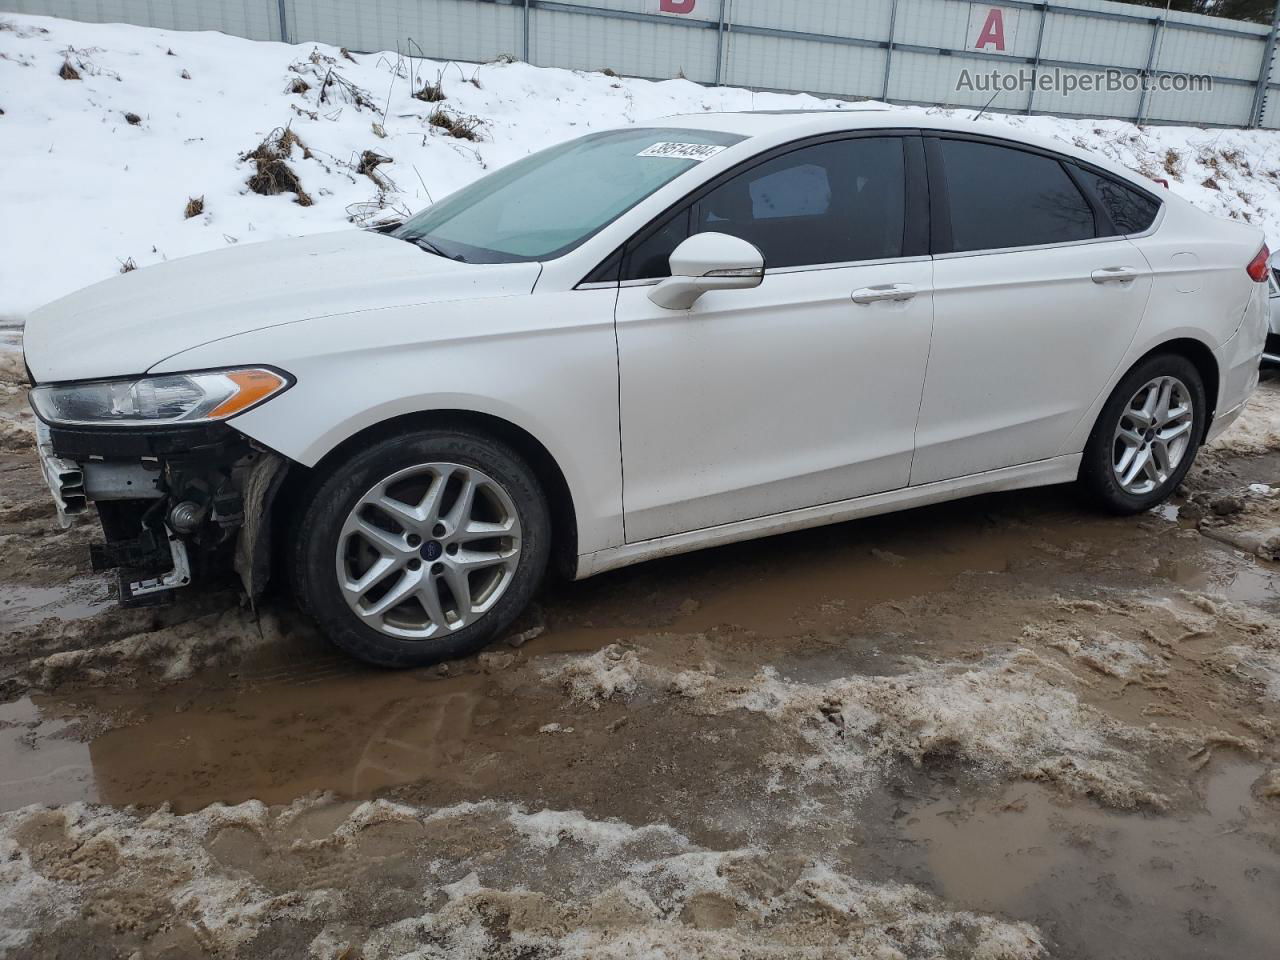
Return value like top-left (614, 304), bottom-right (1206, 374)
top-left (1247, 244), bottom-right (1270, 283)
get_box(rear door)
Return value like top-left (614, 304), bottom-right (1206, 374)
top-left (910, 135), bottom-right (1154, 485)
top-left (612, 134), bottom-right (935, 542)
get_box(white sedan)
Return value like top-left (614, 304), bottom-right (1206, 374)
top-left (22, 110), bottom-right (1269, 667)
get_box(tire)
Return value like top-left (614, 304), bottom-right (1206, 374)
top-left (1079, 353), bottom-right (1207, 515)
top-left (291, 428), bottom-right (551, 668)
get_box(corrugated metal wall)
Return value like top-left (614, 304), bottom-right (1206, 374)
top-left (6, 0), bottom-right (1280, 128)
top-left (5, 0), bottom-right (283, 41)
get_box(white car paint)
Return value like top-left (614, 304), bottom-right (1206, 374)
top-left (913, 239), bottom-right (1154, 485)
top-left (616, 255), bottom-right (934, 542)
top-left (22, 231), bottom-right (541, 383)
top-left (22, 109), bottom-right (1268, 581)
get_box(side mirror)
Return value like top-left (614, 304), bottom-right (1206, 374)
top-left (648, 232), bottom-right (764, 310)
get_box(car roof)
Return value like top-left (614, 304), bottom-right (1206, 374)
top-left (657, 107), bottom-right (1158, 194)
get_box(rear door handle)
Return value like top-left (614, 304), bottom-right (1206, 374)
top-left (1091, 266), bottom-right (1141, 284)
top-left (852, 283), bottom-right (917, 304)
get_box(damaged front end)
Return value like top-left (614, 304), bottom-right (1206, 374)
top-left (39, 421), bottom-right (288, 606)
top-left (28, 367), bottom-right (294, 607)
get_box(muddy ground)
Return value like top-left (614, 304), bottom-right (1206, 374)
top-left (2, 357), bottom-right (1280, 959)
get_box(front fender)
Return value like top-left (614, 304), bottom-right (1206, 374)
top-left (153, 290), bottom-right (626, 556)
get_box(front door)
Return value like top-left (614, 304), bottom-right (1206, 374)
top-left (613, 135), bottom-right (936, 542)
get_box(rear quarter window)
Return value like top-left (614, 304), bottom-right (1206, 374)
top-left (1075, 169), bottom-right (1162, 235)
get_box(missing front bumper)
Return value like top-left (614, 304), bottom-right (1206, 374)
top-left (36, 419), bottom-right (289, 605)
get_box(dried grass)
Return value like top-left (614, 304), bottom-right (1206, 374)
top-left (356, 149), bottom-right (395, 192)
top-left (356, 150), bottom-right (391, 177)
top-left (247, 160), bottom-right (312, 205)
top-left (414, 79), bottom-right (446, 103)
top-left (428, 107), bottom-right (482, 141)
top-left (288, 77), bottom-right (310, 95)
top-left (241, 127), bottom-right (313, 206)
top-left (124, 111), bottom-right (141, 125)
top-left (118, 257), bottom-right (137, 274)
top-left (57, 59), bottom-right (79, 81)
top-left (184, 195), bottom-right (204, 219)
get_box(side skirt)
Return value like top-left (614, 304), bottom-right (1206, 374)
top-left (575, 454), bottom-right (1083, 579)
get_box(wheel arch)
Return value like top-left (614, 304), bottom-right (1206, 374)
top-left (274, 410), bottom-right (580, 581)
top-left (1134, 337), bottom-right (1220, 433)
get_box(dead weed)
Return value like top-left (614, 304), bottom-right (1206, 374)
top-left (428, 107), bottom-right (482, 141)
top-left (241, 126), bottom-right (314, 206)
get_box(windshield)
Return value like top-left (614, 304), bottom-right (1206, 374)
top-left (392, 127), bottom-right (745, 263)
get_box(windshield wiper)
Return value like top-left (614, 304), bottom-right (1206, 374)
top-left (406, 236), bottom-right (467, 263)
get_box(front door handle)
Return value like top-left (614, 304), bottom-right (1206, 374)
top-left (852, 283), bottom-right (917, 304)
top-left (1091, 266), bottom-right (1141, 284)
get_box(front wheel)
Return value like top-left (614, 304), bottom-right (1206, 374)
top-left (1079, 353), bottom-right (1206, 514)
top-left (291, 429), bottom-right (551, 668)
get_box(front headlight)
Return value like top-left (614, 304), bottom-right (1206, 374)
top-left (30, 368), bottom-right (292, 427)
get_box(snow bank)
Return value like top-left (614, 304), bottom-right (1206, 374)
top-left (541, 644), bottom-right (1165, 808)
top-left (3, 12), bottom-right (1280, 324)
top-left (0, 796), bottom-right (1045, 959)
top-left (1021, 622), bottom-right (1164, 680)
top-left (1206, 380), bottom-right (1280, 457)
top-left (0, 603), bottom-right (292, 699)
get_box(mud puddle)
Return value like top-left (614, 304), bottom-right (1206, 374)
top-left (3, 482), bottom-right (1277, 826)
top-left (0, 578), bottom-right (109, 632)
top-left (899, 761), bottom-right (1280, 959)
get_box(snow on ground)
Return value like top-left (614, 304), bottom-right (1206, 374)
top-left (0, 795), bottom-right (1045, 958)
top-left (541, 641), bottom-right (1168, 809)
top-left (1207, 379), bottom-right (1280, 457)
top-left (3, 12), bottom-right (1280, 325)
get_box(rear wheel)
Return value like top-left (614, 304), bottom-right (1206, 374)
top-left (292, 429), bottom-right (550, 668)
top-left (1079, 353), bottom-right (1206, 514)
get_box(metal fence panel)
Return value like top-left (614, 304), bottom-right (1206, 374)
top-left (723, 31), bottom-right (886, 100)
top-left (1156, 24), bottom-right (1263, 81)
top-left (553, 0), bottom-right (716, 24)
top-left (1144, 78), bottom-right (1256, 126)
top-left (6, 0), bottom-right (282, 40)
top-left (900, 0), bottom-right (1040, 59)
top-left (283, 0), bottom-right (521, 62)
top-left (726, 0), bottom-right (892, 40)
top-left (1039, 9), bottom-right (1152, 71)
top-left (530, 7), bottom-right (717, 83)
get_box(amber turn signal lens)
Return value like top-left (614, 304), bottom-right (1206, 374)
top-left (207, 369), bottom-right (289, 418)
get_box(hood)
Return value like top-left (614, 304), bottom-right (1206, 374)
top-left (22, 231), bottom-right (542, 383)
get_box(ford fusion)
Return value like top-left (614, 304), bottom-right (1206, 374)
top-left (22, 111), bottom-right (1269, 667)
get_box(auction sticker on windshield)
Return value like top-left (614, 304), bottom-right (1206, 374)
top-left (637, 142), bottom-right (728, 161)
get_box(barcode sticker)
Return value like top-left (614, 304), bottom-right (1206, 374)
top-left (637, 142), bottom-right (728, 161)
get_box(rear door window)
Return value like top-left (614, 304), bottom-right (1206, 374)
top-left (937, 139), bottom-right (1095, 253)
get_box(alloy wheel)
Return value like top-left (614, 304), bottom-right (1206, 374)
top-left (1111, 375), bottom-right (1195, 496)
top-left (335, 462), bottom-right (522, 639)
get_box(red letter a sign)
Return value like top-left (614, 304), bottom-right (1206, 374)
top-left (660, 0), bottom-right (696, 13)
top-left (974, 9), bottom-right (1005, 51)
